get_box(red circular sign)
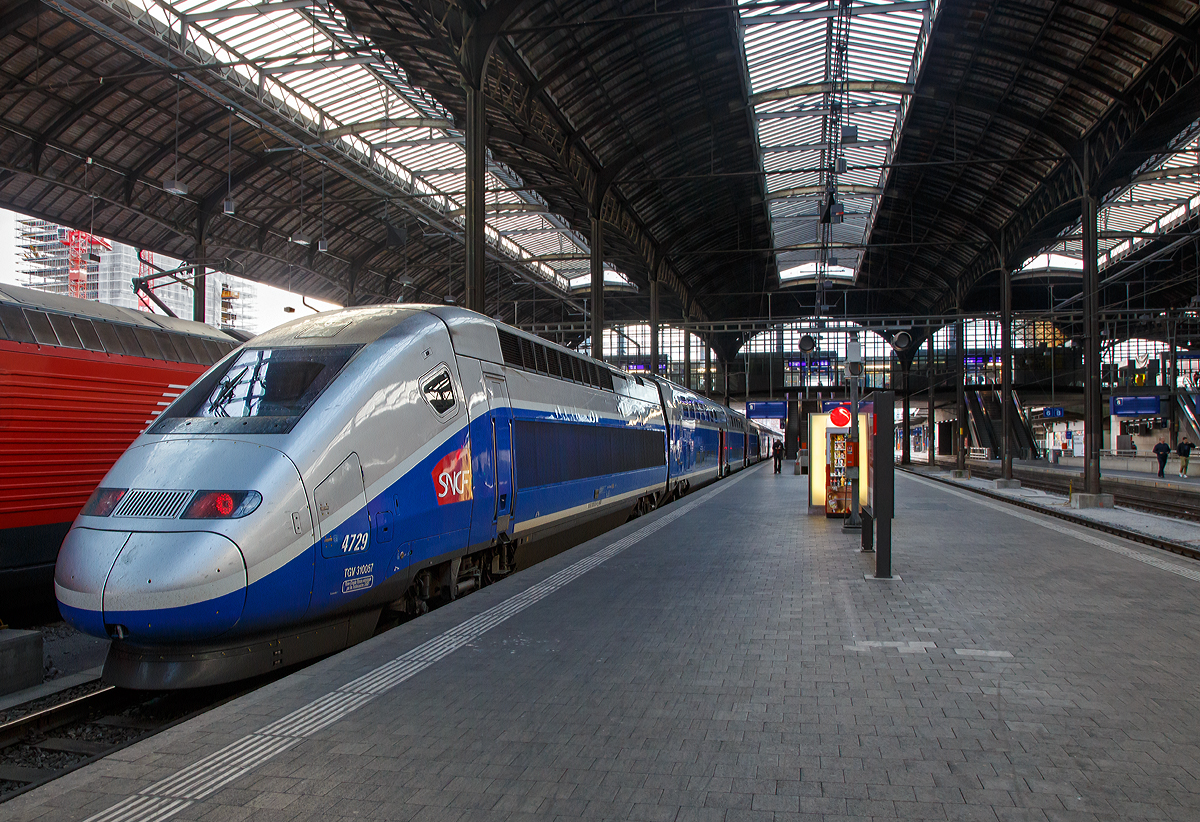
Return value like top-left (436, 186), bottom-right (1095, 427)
top-left (829, 406), bottom-right (852, 427)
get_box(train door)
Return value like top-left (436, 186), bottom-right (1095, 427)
top-left (484, 371), bottom-right (514, 534)
top-left (308, 452), bottom-right (373, 616)
top-left (719, 429), bottom-right (726, 476)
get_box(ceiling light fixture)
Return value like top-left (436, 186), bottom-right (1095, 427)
top-left (164, 81), bottom-right (187, 196)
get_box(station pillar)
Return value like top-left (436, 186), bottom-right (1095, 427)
top-left (927, 357), bottom-right (936, 466)
top-left (705, 345), bottom-right (713, 395)
top-left (956, 314), bottom-right (966, 472)
top-left (649, 278), bottom-right (659, 374)
top-left (1082, 155), bottom-right (1102, 495)
top-left (1001, 264), bottom-right (1013, 479)
top-left (590, 215), bottom-right (604, 361)
top-left (683, 326), bottom-right (692, 390)
top-left (464, 84), bottom-right (486, 314)
top-left (192, 238), bottom-right (206, 324)
top-left (901, 362), bottom-right (911, 465)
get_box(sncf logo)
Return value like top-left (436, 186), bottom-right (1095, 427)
top-left (433, 444), bottom-right (472, 505)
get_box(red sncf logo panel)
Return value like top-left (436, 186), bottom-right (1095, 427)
top-left (829, 406), bottom-right (852, 427)
top-left (432, 444), bottom-right (472, 505)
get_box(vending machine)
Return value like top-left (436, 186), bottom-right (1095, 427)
top-left (826, 429), bottom-right (851, 516)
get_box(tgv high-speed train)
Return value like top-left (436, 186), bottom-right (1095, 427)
top-left (55, 306), bottom-right (779, 688)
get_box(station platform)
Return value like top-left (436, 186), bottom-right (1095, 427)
top-left (933, 454), bottom-right (1200, 495)
top-left (8, 462), bottom-right (1200, 822)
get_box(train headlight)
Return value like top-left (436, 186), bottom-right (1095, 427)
top-left (182, 490), bottom-right (262, 519)
top-left (81, 487), bottom-right (127, 517)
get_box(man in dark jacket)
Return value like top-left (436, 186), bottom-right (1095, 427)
top-left (1178, 438), bottom-right (1193, 478)
top-left (1153, 437), bottom-right (1172, 478)
top-left (772, 440), bottom-right (784, 473)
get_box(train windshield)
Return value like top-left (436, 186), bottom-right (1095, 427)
top-left (150, 345), bottom-right (359, 435)
top-left (195, 347), bottom-right (356, 418)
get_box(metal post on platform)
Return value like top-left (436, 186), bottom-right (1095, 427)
top-left (845, 333), bottom-right (863, 531)
top-left (1082, 145), bottom-right (1102, 495)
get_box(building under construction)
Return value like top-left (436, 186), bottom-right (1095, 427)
top-left (16, 216), bottom-right (257, 333)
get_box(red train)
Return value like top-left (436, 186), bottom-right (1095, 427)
top-left (0, 284), bottom-right (241, 610)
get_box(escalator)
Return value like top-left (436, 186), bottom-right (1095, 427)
top-left (964, 388), bottom-right (1041, 459)
top-left (965, 389), bottom-right (998, 454)
top-left (1177, 393), bottom-right (1200, 440)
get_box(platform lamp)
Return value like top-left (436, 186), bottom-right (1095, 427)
top-left (163, 82), bottom-right (188, 196)
top-left (844, 333), bottom-right (864, 531)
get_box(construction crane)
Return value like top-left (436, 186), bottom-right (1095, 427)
top-left (61, 230), bottom-right (111, 299)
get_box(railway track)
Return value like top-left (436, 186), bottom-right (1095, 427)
top-left (0, 674), bottom-right (287, 802)
top-left (957, 461), bottom-right (1200, 523)
top-left (906, 466), bottom-right (1200, 562)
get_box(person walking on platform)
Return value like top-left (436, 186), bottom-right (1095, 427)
top-left (772, 440), bottom-right (784, 473)
top-left (1178, 438), bottom-right (1193, 477)
top-left (1154, 437), bottom-right (1172, 478)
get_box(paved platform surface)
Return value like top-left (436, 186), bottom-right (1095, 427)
top-left (7, 463), bottom-right (1200, 822)
top-left (909, 465), bottom-right (1200, 549)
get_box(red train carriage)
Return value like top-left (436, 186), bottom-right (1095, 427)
top-left (0, 284), bottom-right (241, 609)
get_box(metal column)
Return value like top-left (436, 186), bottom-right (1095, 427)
top-left (192, 237), bottom-right (205, 323)
top-left (464, 85), bottom-right (486, 314)
top-left (1001, 265), bottom-right (1013, 479)
top-left (705, 345), bottom-right (713, 395)
top-left (956, 314), bottom-right (966, 471)
top-left (649, 278), bottom-right (659, 374)
top-left (683, 327), bottom-right (692, 390)
top-left (928, 355), bottom-right (935, 465)
top-left (590, 216), bottom-right (604, 362)
top-left (1082, 153), bottom-right (1102, 494)
top-left (901, 363), bottom-right (911, 465)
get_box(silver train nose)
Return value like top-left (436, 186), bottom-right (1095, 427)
top-left (56, 528), bottom-right (247, 643)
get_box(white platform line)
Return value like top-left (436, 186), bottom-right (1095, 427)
top-left (909, 473), bottom-right (1200, 583)
top-left (81, 466), bottom-right (758, 822)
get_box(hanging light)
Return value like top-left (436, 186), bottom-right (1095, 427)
top-left (291, 229), bottom-right (311, 245)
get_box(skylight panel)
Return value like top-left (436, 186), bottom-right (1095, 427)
top-left (739, 0), bottom-right (935, 286)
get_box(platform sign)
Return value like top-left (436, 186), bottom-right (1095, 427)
top-left (1110, 395), bottom-right (1161, 416)
top-left (1043, 407), bottom-right (1065, 418)
top-left (746, 400), bottom-right (787, 420)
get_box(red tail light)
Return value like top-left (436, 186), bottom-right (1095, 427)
top-left (81, 488), bottom-right (127, 517)
top-left (182, 490), bottom-right (262, 519)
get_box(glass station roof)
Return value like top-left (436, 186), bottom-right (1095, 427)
top-left (737, 0), bottom-right (936, 284)
top-left (115, 0), bottom-right (631, 295)
top-left (1024, 121), bottom-right (1200, 292)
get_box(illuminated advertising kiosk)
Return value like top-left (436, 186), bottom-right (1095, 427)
top-left (808, 403), bottom-right (870, 516)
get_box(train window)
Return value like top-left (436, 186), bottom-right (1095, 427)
top-left (547, 348), bottom-right (563, 378)
top-left (598, 369), bottom-right (614, 391)
top-left (0, 304), bottom-right (35, 343)
top-left (73, 318), bottom-right (104, 351)
top-left (534, 344), bottom-right (547, 374)
top-left (171, 345), bottom-right (359, 429)
top-left (421, 366), bottom-right (458, 417)
top-left (47, 314), bottom-right (82, 349)
top-left (24, 310), bottom-right (59, 346)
